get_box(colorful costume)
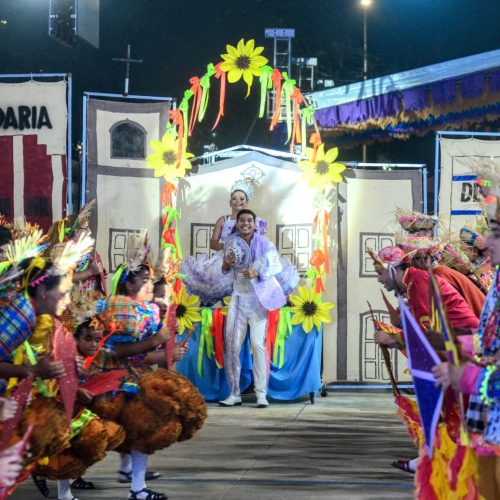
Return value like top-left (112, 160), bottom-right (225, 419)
top-left (223, 232), bottom-right (286, 400)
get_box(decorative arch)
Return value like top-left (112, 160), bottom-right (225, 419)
top-left (110, 120), bottom-right (147, 159)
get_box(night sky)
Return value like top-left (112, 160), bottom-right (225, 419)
top-left (1, 0), bottom-right (500, 165)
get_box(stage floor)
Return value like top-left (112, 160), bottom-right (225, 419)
top-left (13, 391), bottom-right (415, 499)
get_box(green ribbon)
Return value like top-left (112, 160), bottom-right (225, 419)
top-left (198, 63), bottom-right (216, 123)
top-left (273, 307), bottom-right (292, 368)
top-left (23, 341), bottom-right (52, 398)
top-left (111, 263), bottom-right (127, 296)
top-left (300, 106), bottom-right (316, 153)
top-left (198, 308), bottom-right (214, 376)
top-left (70, 408), bottom-right (97, 437)
top-left (258, 66), bottom-right (273, 118)
top-left (281, 73), bottom-right (296, 143)
top-left (179, 90), bottom-right (193, 151)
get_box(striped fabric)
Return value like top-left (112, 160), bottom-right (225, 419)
top-left (0, 293), bottom-right (36, 361)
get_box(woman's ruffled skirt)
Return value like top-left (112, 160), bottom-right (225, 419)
top-left (91, 369), bottom-right (207, 455)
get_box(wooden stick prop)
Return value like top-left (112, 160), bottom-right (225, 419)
top-left (165, 301), bottom-right (177, 369)
top-left (367, 301), bottom-right (400, 397)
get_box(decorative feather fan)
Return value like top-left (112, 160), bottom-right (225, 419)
top-left (10, 216), bottom-right (41, 239)
top-left (65, 288), bottom-right (104, 331)
top-left (126, 230), bottom-right (150, 272)
top-left (51, 233), bottom-right (95, 273)
top-left (152, 246), bottom-right (179, 284)
top-left (3, 230), bottom-right (46, 264)
top-left (74, 199), bottom-right (96, 229)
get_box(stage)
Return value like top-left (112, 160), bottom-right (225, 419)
top-left (13, 392), bottom-right (414, 499)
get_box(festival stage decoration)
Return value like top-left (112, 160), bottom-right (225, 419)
top-left (143, 38), bottom-right (343, 376)
top-left (173, 287), bottom-right (201, 335)
top-left (399, 298), bottom-right (443, 457)
top-left (289, 286), bottom-right (333, 334)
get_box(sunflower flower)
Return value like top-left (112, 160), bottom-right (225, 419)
top-left (173, 287), bottom-right (202, 334)
top-left (299, 144), bottom-right (346, 191)
top-left (220, 39), bottom-right (268, 97)
top-left (289, 286), bottom-right (333, 333)
top-left (147, 131), bottom-right (194, 182)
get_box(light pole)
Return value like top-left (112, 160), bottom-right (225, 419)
top-left (360, 0), bottom-right (372, 162)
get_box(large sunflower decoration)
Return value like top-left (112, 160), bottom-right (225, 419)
top-left (173, 287), bottom-right (202, 334)
top-left (289, 286), bottom-right (333, 333)
top-left (147, 130), bottom-right (194, 182)
top-left (299, 144), bottom-right (345, 191)
top-left (220, 39), bottom-right (268, 97)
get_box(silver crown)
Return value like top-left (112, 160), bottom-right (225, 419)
top-left (230, 179), bottom-right (254, 199)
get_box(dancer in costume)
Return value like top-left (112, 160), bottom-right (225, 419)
top-left (47, 200), bottom-right (106, 296)
top-left (88, 235), bottom-right (207, 500)
top-left (181, 179), bottom-right (298, 305)
top-left (181, 178), bottom-right (266, 305)
top-left (433, 178), bottom-right (500, 500)
top-left (219, 209), bottom-right (286, 408)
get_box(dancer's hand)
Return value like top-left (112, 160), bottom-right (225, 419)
top-left (77, 388), bottom-right (94, 405)
top-left (374, 330), bottom-right (400, 348)
top-left (432, 362), bottom-right (466, 390)
top-left (33, 356), bottom-right (65, 379)
top-left (0, 397), bottom-right (18, 421)
top-left (0, 443), bottom-right (24, 487)
top-left (241, 268), bottom-right (258, 279)
top-left (174, 343), bottom-right (188, 361)
top-left (75, 355), bottom-right (86, 375)
top-left (222, 252), bottom-right (236, 271)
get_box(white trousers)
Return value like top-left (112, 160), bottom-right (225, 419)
top-left (224, 293), bottom-right (268, 397)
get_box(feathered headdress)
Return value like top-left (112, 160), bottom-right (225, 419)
top-left (471, 162), bottom-right (500, 223)
top-left (110, 230), bottom-right (150, 295)
top-left (395, 208), bottom-right (439, 233)
top-left (62, 288), bottom-right (106, 332)
top-left (73, 199), bottom-right (96, 231)
top-left (152, 245), bottom-right (179, 284)
top-left (10, 216), bottom-right (41, 240)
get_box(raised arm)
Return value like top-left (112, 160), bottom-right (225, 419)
top-left (210, 216), bottom-right (226, 251)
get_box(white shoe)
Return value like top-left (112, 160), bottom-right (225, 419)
top-left (219, 395), bottom-right (242, 407)
top-left (256, 395), bottom-right (269, 408)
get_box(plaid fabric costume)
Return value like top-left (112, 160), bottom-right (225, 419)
top-left (0, 293), bottom-right (36, 362)
top-left (99, 296), bottom-right (161, 371)
top-left (466, 269), bottom-right (500, 446)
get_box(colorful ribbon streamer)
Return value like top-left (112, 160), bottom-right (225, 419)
top-left (197, 308), bottom-right (214, 376)
top-left (210, 308), bottom-right (225, 368)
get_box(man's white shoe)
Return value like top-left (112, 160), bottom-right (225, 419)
top-left (219, 395), bottom-right (242, 407)
top-left (256, 395), bottom-right (269, 408)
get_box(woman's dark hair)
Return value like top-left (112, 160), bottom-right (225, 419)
top-left (116, 264), bottom-right (149, 296)
top-left (75, 320), bottom-right (92, 339)
top-left (0, 226), bottom-right (12, 247)
top-left (19, 258), bottom-right (62, 298)
top-left (236, 209), bottom-right (256, 221)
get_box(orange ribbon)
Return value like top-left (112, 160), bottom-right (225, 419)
top-left (309, 132), bottom-right (322, 162)
top-left (265, 309), bottom-right (280, 373)
top-left (210, 308), bottom-right (225, 368)
top-left (313, 211), bottom-right (330, 275)
top-left (169, 109), bottom-right (185, 166)
top-left (290, 88), bottom-right (304, 153)
top-left (212, 62), bottom-right (227, 130)
top-left (84, 322), bottom-right (117, 369)
top-left (188, 76), bottom-right (202, 136)
top-left (160, 182), bottom-right (177, 224)
top-left (270, 69), bottom-right (282, 131)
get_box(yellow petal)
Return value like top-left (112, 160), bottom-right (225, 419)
top-left (302, 316), bottom-right (314, 333)
top-left (315, 308), bottom-right (332, 323)
top-left (237, 39), bottom-right (245, 54)
top-left (251, 46), bottom-right (264, 57)
top-left (244, 39), bottom-right (255, 56)
top-left (150, 139), bottom-right (163, 153)
top-left (324, 147), bottom-right (339, 163)
top-left (289, 294), bottom-right (303, 307)
top-left (315, 143), bottom-right (326, 161)
top-left (291, 312), bottom-right (304, 325)
top-left (226, 44), bottom-right (238, 58)
top-left (221, 53), bottom-right (235, 62)
top-left (220, 61), bottom-right (235, 72)
top-left (250, 55), bottom-right (268, 68)
top-left (227, 68), bottom-right (243, 83)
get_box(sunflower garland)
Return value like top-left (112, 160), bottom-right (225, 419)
top-left (220, 39), bottom-right (268, 97)
top-left (146, 130), bottom-right (194, 182)
top-left (173, 287), bottom-right (202, 334)
top-left (289, 286), bottom-right (333, 333)
top-left (299, 144), bottom-right (346, 191)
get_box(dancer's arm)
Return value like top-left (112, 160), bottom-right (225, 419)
top-left (210, 216), bottom-right (226, 251)
top-left (113, 327), bottom-right (169, 359)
